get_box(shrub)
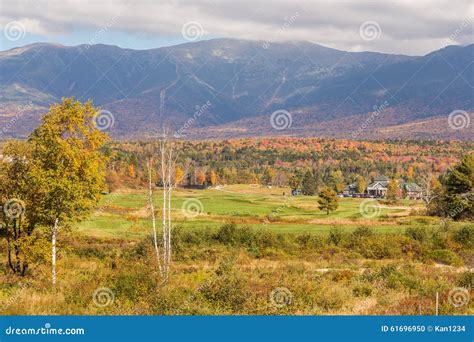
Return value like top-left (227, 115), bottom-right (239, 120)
top-left (173, 226), bottom-right (214, 247)
top-left (348, 226), bottom-right (374, 249)
top-left (430, 229), bottom-right (449, 249)
top-left (123, 237), bottom-right (154, 260)
top-left (457, 271), bottom-right (473, 289)
top-left (331, 270), bottom-right (355, 282)
top-left (314, 285), bottom-right (349, 311)
top-left (215, 223), bottom-right (238, 245)
top-left (296, 233), bottom-right (324, 249)
top-left (414, 217), bottom-right (431, 225)
top-left (362, 264), bottom-right (398, 283)
top-left (405, 226), bottom-right (428, 242)
top-left (352, 284), bottom-right (373, 297)
top-left (379, 264), bottom-right (397, 278)
top-left (320, 246), bottom-right (344, 260)
top-left (400, 239), bottom-right (423, 258)
top-left (215, 223), bottom-right (255, 247)
top-left (327, 227), bottom-right (343, 246)
top-left (355, 235), bottom-right (404, 259)
top-left (453, 226), bottom-right (473, 248)
top-left (200, 258), bottom-right (248, 312)
top-left (214, 255), bottom-right (236, 276)
top-left (200, 275), bottom-right (248, 312)
top-left (235, 226), bottom-right (257, 247)
top-left (132, 239), bottom-right (149, 258)
top-left (112, 272), bottom-right (157, 302)
top-left (394, 273), bottom-right (421, 292)
top-left (150, 291), bottom-right (185, 315)
top-left (426, 249), bottom-right (463, 266)
top-left (352, 226), bottom-right (374, 238)
top-left (256, 230), bottom-right (281, 249)
top-left (74, 246), bottom-right (107, 259)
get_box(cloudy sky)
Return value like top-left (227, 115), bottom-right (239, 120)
top-left (0, 0), bottom-right (472, 55)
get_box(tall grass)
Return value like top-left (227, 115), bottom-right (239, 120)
top-left (0, 223), bottom-right (471, 315)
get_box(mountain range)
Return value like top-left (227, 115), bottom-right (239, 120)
top-left (0, 38), bottom-right (472, 140)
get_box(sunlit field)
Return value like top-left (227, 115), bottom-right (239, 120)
top-left (0, 183), bottom-right (472, 316)
top-left (76, 185), bottom-right (432, 238)
top-left (1, 1), bottom-right (473, 339)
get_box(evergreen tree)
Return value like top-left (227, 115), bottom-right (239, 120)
top-left (430, 154), bottom-right (473, 220)
top-left (317, 187), bottom-right (339, 214)
top-left (301, 169), bottom-right (317, 195)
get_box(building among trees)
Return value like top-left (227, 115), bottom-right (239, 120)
top-left (343, 175), bottom-right (423, 199)
top-left (342, 183), bottom-right (358, 196)
top-left (399, 182), bottom-right (424, 200)
top-left (366, 175), bottom-right (390, 197)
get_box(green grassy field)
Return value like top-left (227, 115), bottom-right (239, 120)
top-left (2, 184), bottom-right (472, 316)
top-left (76, 184), bottom-right (450, 239)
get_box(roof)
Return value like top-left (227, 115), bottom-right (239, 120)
top-left (344, 183), bottom-right (357, 191)
top-left (374, 175), bottom-right (389, 182)
top-left (401, 182), bottom-right (423, 192)
top-left (367, 181), bottom-right (388, 189)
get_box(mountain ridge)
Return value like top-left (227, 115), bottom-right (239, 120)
top-left (0, 39), bottom-right (472, 140)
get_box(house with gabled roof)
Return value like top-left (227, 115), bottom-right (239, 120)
top-left (342, 175), bottom-right (424, 199)
top-left (342, 183), bottom-right (357, 196)
top-left (366, 175), bottom-right (390, 197)
top-left (399, 182), bottom-right (424, 200)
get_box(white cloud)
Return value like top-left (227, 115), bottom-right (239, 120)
top-left (0, 0), bottom-right (472, 54)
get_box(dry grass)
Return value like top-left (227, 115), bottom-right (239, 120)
top-left (0, 230), bottom-right (472, 316)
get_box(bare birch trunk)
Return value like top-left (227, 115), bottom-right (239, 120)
top-left (160, 140), bottom-right (168, 280)
top-left (147, 159), bottom-right (163, 275)
top-left (52, 218), bottom-right (58, 286)
top-left (147, 132), bottom-right (177, 283)
top-left (165, 148), bottom-right (172, 274)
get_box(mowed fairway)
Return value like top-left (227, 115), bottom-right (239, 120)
top-left (76, 184), bottom-right (432, 239)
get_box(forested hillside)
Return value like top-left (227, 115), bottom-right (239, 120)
top-left (105, 138), bottom-right (470, 190)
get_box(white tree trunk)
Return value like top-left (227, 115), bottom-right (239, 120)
top-left (148, 133), bottom-right (176, 283)
top-left (52, 218), bottom-right (58, 286)
top-left (147, 159), bottom-right (163, 275)
top-left (166, 148), bottom-right (174, 268)
top-left (161, 141), bottom-right (168, 279)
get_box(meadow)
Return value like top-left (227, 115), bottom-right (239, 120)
top-left (0, 184), bottom-right (472, 316)
top-left (77, 184), bottom-right (423, 238)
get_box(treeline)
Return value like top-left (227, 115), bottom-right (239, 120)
top-left (104, 138), bottom-right (469, 192)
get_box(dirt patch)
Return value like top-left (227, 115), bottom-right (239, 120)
top-left (433, 263), bottom-right (472, 273)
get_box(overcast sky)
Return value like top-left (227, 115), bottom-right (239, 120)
top-left (0, 0), bottom-right (472, 55)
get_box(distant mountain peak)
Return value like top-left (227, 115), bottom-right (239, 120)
top-left (0, 39), bottom-right (472, 140)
